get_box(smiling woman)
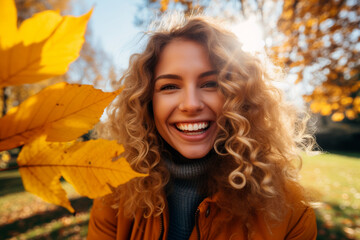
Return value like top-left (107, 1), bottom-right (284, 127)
top-left (153, 40), bottom-right (224, 159)
top-left (88, 14), bottom-right (317, 240)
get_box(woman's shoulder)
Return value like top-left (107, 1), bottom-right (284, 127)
top-left (253, 200), bottom-right (317, 240)
top-left (87, 197), bottom-right (134, 240)
top-left (90, 197), bottom-right (119, 220)
top-left (206, 189), bottom-right (317, 239)
top-left (280, 182), bottom-right (317, 239)
top-left (282, 199), bottom-right (317, 239)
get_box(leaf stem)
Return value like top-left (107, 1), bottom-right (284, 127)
top-left (0, 166), bottom-right (20, 171)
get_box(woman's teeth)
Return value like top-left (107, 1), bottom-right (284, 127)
top-left (175, 122), bottom-right (209, 132)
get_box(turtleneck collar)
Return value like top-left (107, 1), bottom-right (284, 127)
top-left (161, 142), bottom-right (216, 180)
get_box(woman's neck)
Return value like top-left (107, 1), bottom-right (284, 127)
top-left (161, 140), bottom-right (215, 163)
top-left (161, 141), bottom-right (217, 181)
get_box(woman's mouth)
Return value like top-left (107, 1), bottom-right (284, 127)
top-left (174, 122), bottom-right (210, 135)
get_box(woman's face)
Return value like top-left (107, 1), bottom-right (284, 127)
top-left (152, 40), bottom-right (224, 159)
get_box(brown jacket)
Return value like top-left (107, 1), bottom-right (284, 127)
top-left (87, 193), bottom-right (317, 240)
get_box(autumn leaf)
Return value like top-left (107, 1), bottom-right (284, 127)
top-left (18, 135), bottom-right (146, 212)
top-left (0, 0), bottom-right (17, 50)
top-left (320, 103), bottom-right (332, 116)
top-left (345, 109), bottom-right (356, 120)
top-left (0, 82), bottom-right (122, 151)
top-left (160, 0), bottom-right (170, 11)
top-left (0, 0), bottom-right (92, 87)
top-left (340, 97), bottom-right (353, 107)
top-left (331, 112), bottom-right (345, 122)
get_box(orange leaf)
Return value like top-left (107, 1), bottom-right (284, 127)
top-left (160, 0), bottom-right (170, 11)
top-left (353, 96), bottom-right (360, 106)
top-left (331, 112), bottom-right (344, 122)
top-left (345, 109), bottom-right (356, 120)
top-left (18, 136), bottom-right (146, 212)
top-left (310, 101), bottom-right (322, 113)
top-left (340, 97), bottom-right (353, 106)
top-left (0, 0), bottom-right (92, 87)
top-left (331, 103), bottom-right (340, 110)
top-left (320, 104), bottom-right (332, 116)
top-left (0, 82), bottom-right (122, 151)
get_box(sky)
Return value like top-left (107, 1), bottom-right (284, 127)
top-left (76, 0), bottom-right (267, 71)
top-left (78, 0), bottom-right (144, 70)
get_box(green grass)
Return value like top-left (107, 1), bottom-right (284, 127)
top-left (0, 152), bottom-right (359, 239)
top-left (0, 170), bottom-right (91, 240)
top-left (301, 152), bottom-right (360, 240)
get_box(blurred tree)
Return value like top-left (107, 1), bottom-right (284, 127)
top-left (15, 0), bottom-right (74, 20)
top-left (0, 0), bottom-right (119, 116)
top-left (270, 0), bottom-right (360, 122)
top-left (134, 0), bottom-right (263, 26)
top-left (67, 26), bottom-right (118, 90)
top-left (138, 0), bottom-right (360, 122)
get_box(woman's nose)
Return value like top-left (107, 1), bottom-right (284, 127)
top-left (178, 87), bottom-right (204, 113)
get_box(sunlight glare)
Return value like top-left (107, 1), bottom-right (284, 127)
top-left (230, 17), bottom-right (265, 53)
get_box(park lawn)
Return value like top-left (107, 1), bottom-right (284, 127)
top-left (301, 152), bottom-right (360, 240)
top-left (0, 170), bottom-right (91, 239)
top-left (0, 152), bottom-right (359, 239)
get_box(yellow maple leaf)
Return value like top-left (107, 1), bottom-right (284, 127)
top-left (331, 112), bottom-right (344, 122)
top-left (0, 82), bottom-right (122, 151)
top-left (0, 0), bottom-right (17, 49)
top-left (0, 0), bottom-right (92, 87)
top-left (18, 135), bottom-right (146, 212)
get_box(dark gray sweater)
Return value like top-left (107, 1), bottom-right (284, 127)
top-left (164, 152), bottom-right (214, 240)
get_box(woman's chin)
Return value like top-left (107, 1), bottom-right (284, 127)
top-left (175, 147), bottom-right (212, 160)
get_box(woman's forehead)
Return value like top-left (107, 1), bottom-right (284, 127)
top-left (154, 40), bottom-right (212, 76)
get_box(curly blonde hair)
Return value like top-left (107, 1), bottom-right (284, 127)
top-left (97, 15), bottom-right (314, 226)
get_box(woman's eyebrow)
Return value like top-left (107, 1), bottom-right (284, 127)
top-left (199, 70), bottom-right (218, 78)
top-left (154, 70), bottom-right (218, 82)
top-left (154, 74), bottom-right (181, 81)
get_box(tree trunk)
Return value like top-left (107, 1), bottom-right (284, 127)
top-left (1, 87), bottom-right (8, 117)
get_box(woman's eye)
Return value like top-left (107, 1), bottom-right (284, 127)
top-left (160, 84), bottom-right (178, 91)
top-left (202, 81), bottom-right (218, 88)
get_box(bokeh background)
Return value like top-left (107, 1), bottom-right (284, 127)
top-left (0, 0), bottom-right (359, 239)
